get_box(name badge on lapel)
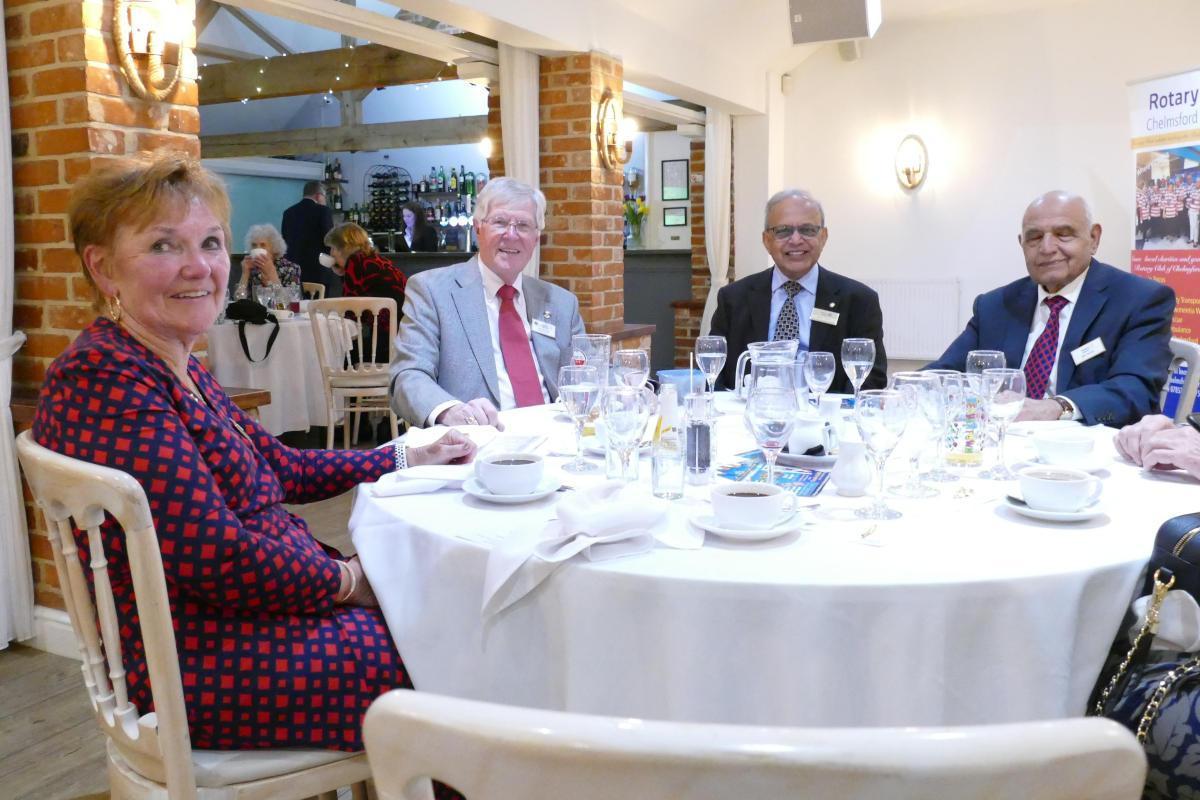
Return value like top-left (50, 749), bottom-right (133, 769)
top-left (531, 318), bottom-right (556, 338)
top-left (811, 308), bottom-right (840, 326)
top-left (1071, 337), bottom-right (1106, 366)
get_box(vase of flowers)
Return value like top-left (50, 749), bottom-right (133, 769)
top-left (623, 196), bottom-right (648, 249)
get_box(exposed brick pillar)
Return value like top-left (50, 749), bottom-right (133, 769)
top-left (672, 139), bottom-right (709, 365)
top-left (7, 0), bottom-right (199, 610)
top-left (485, 89), bottom-right (503, 178)
top-left (537, 52), bottom-right (624, 327)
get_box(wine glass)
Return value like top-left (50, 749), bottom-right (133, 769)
top-left (744, 386), bottom-right (798, 485)
top-left (888, 372), bottom-right (946, 498)
top-left (694, 336), bottom-right (727, 394)
top-left (803, 351), bottom-right (836, 409)
top-left (922, 369), bottom-right (964, 482)
top-left (600, 385), bottom-right (654, 481)
top-left (612, 349), bottom-right (651, 389)
top-left (965, 350), bottom-right (1006, 388)
top-left (841, 338), bottom-right (876, 399)
top-left (855, 389), bottom-right (910, 520)
top-left (979, 367), bottom-right (1026, 480)
top-left (558, 365), bottom-right (601, 474)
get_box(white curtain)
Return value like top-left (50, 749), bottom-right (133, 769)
top-left (0, 11), bottom-right (33, 649)
top-left (497, 43), bottom-right (541, 277)
top-left (700, 109), bottom-right (732, 335)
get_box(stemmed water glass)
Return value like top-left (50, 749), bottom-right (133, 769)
top-left (979, 367), bottom-right (1026, 480)
top-left (855, 389), bottom-right (910, 520)
top-left (965, 350), bottom-right (1006, 386)
top-left (600, 385), bottom-right (654, 481)
top-left (612, 349), bottom-right (651, 388)
top-left (803, 351), bottom-right (836, 410)
top-left (744, 386), bottom-right (798, 485)
top-left (558, 365), bottom-right (601, 474)
top-left (841, 338), bottom-right (876, 399)
top-left (888, 372), bottom-right (944, 498)
top-left (695, 336), bottom-right (727, 395)
top-left (923, 369), bottom-right (964, 482)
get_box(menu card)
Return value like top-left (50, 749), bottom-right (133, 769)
top-left (719, 451), bottom-right (831, 496)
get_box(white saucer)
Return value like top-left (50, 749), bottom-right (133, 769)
top-left (582, 436), bottom-right (652, 457)
top-left (1003, 495), bottom-right (1105, 522)
top-left (778, 451), bottom-right (837, 469)
top-left (462, 476), bottom-right (560, 504)
top-left (1029, 454), bottom-right (1111, 474)
top-left (688, 511), bottom-right (804, 541)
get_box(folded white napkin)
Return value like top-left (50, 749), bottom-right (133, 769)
top-left (370, 464), bottom-right (473, 497)
top-left (1128, 589), bottom-right (1200, 652)
top-left (481, 481), bottom-right (667, 618)
top-left (405, 424), bottom-right (499, 450)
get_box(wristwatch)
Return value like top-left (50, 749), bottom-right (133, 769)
top-left (1051, 395), bottom-right (1075, 420)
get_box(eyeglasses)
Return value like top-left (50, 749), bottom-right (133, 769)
top-left (483, 217), bottom-right (538, 236)
top-left (767, 224), bottom-right (823, 241)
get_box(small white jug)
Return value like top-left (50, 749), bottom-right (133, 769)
top-left (831, 439), bottom-right (871, 497)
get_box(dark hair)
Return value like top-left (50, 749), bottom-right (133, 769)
top-left (402, 201), bottom-right (432, 234)
top-left (303, 180), bottom-right (323, 197)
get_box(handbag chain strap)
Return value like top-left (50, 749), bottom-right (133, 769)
top-left (1091, 568), bottom-right (1175, 717)
top-left (1137, 654), bottom-right (1200, 743)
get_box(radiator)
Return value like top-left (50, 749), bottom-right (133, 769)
top-left (871, 279), bottom-right (961, 361)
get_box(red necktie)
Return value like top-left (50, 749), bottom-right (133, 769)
top-left (497, 284), bottom-right (544, 407)
top-left (1023, 295), bottom-right (1069, 400)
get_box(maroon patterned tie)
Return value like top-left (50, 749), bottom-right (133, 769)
top-left (1023, 295), bottom-right (1069, 400)
top-left (496, 284), bottom-right (544, 407)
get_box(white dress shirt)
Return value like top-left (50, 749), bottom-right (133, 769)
top-left (767, 264), bottom-right (820, 351)
top-left (1018, 268), bottom-right (1089, 398)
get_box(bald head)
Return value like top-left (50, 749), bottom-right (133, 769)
top-left (1018, 191), bottom-right (1102, 293)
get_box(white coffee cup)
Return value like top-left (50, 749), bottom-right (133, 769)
top-left (475, 452), bottom-right (544, 495)
top-left (1032, 431), bottom-right (1095, 468)
top-left (788, 410), bottom-right (826, 455)
top-left (710, 483), bottom-right (796, 529)
top-left (1018, 465), bottom-right (1102, 512)
top-left (248, 247), bottom-right (268, 261)
top-left (318, 252), bottom-right (337, 269)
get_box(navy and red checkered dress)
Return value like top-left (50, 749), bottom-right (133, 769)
top-left (32, 317), bottom-right (410, 752)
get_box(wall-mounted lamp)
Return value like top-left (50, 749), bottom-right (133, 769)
top-left (596, 88), bottom-right (636, 170)
top-left (114, 0), bottom-right (193, 102)
top-left (895, 134), bottom-right (928, 190)
top-left (478, 136), bottom-right (494, 159)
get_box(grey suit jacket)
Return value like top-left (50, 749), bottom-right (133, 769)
top-left (390, 257), bottom-right (586, 426)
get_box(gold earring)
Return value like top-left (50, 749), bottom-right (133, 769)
top-left (105, 295), bottom-right (122, 323)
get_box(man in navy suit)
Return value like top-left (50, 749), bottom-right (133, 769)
top-left (281, 181), bottom-right (335, 294)
top-left (927, 190), bottom-right (1175, 427)
top-left (709, 189), bottom-right (887, 393)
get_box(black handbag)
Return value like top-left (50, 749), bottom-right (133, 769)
top-left (223, 299), bottom-right (279, 363)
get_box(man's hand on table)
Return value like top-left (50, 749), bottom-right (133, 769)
top-left (1115, 414), bottom-right (1200, 477)
top-left (436, 398), bottom-right (504, 430)
top-left (408, 429), bottom-right (477, 466)
top-left (1015, 398), bottom-right (1063, 422)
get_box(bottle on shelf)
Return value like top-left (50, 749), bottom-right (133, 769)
top-left (333, 159), bottom-right (342, 181)
top-left (449, 167), bottom-right (458, 192)
top-left (418, 174), bottom-right (427, 194)
top-left (324, 162), bottom-right (334, 181)
top-left (464, 170), bottom-right (475, 197)
top-left (437, 165), bottom-right (446, 192)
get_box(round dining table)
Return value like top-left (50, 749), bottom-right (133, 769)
top-left (351, 399), bottom-right (1198, 728)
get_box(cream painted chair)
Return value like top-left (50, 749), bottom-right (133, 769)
top-left (16, 430), bottom-right (371, 800)
top-left (364, 691), bottom-right (1146, 800)
top-left (302, 281), bottom-right (326, 301)
top-left (309, 297), bottom-right (401, 448)
top-left (1163, 336), bottom-right (1200, 424)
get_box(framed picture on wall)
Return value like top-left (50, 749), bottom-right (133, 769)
top-left (661, 159), bottom-right (689, 201)
top-left (663, 207), bottom-right (687, 227)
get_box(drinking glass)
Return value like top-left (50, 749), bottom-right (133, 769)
top-left (746, 359), bottom-right (796, 395)
top-left (888, 372), bottom-right (944, 498)
top-left (965, 350), bottom-right (1006, 386)
top-left (803, 351), bottom-right (836, 409)
top-left (979, 367), bottom-right (1026, 480)
top-left (922, 369), bottom-right (964, 482)
top-left (558, 365), bottom-right (601, 474)
top-left (612, 349), bottom-right (651, 389)
top-left (601, 385), bottom-right (654, 481)
top-left (694, 335), bottom-right (727, 394)
top-left (793, 352), bottom-right (811, 410)
top-left (571, 333), bottom-right (611, 387)
top-left (744, 386), bottom-right (798, 485)
top-left (841, 338), bottom-right (876, 399)
top-left (855, 389), bottom-right (910, 520)
top-left (254, 285), bottom-right (273, 308)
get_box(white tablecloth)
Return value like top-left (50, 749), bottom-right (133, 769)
top-left (351, 401), bottom-right (1199, 728)
top-left (207, 317), bottom-right (329, 436)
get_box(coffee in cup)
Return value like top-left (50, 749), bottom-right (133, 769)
top-left (475, 452), bottom-right (544, 495)
top-left (1032, 431), bottom-right (1095, 468)
top-left (710, 483), bottom-right (795, 529)
top-left (1017, 465), bottom-right (1102, 513)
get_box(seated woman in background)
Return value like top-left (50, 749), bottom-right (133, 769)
top-left (233, 222), bottom-right (300, 301)
top-left (326, 221), bottom-right (408, 362)
top-left (399, 200), bottom-right (439, 252)
top-left (33, 152), bottom-right (475, 768)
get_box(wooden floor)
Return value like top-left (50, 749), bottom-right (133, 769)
top-left (0, 490), bottom-right (356, 800)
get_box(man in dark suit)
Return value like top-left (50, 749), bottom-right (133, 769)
top-left (927, 190), bottom-right (1175, 427)
top-left (281, 180), bottom-right (335, 294)
top-left (709, 189), bottom-right (887, 393)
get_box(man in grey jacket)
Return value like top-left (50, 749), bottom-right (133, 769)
top-left (391, 177), bottom-right (586, 428)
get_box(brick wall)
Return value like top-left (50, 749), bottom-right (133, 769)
top-left (485, 89), bottom-right (503, 178)
top-left (7, 0), bottom-right (200, 610)
top-left (672, 139), bottom-right (709, 365)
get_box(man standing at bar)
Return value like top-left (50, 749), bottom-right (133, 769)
top-left (281, 180), bottom-right (336, 296)
top-left (391, 177), bottom-right (585, 428)
top-left (710, 189), bottom-right (887, 393)
top-left (927, 190), bottom-right (1175, 427)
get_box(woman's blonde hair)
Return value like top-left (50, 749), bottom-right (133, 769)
top-left (68, 151), bottom-right (232, 308)
top-left (324, 222), bottom-right (376, 256)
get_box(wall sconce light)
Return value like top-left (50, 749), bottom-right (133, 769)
top-left (478, 136), bottom-right (494, 159)
top-left (895, 134), bottom-right (928, 190)
top-left (596, 88), bottom-right (635, 170)
top-left (114, 0), bottom-right (193, 102)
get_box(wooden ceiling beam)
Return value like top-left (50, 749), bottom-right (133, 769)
top-left (200, 115), bottom-right (488, 158)
top-left (222, 5), bottom-right (294, 55)
top-left (196, 42), bottom-right (266, 63)
top-left (196, 0), bottom-right (221, 35)
top-left (198, 43), bottom-right (454, 105)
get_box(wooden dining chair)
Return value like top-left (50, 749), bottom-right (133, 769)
top-left (308, 297), bottom-right (400, 448)
top-left (15, 430), bottom-right (372, 800)
top-left (364, 690), bottom-right (1147, 800)
top-left (1163, 336), bottom-right (1200, 423)
top-left (302, 281), bottom-right (326, 300)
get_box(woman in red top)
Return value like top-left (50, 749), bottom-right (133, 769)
top-left (326, 222), bottom-right (407, 364)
